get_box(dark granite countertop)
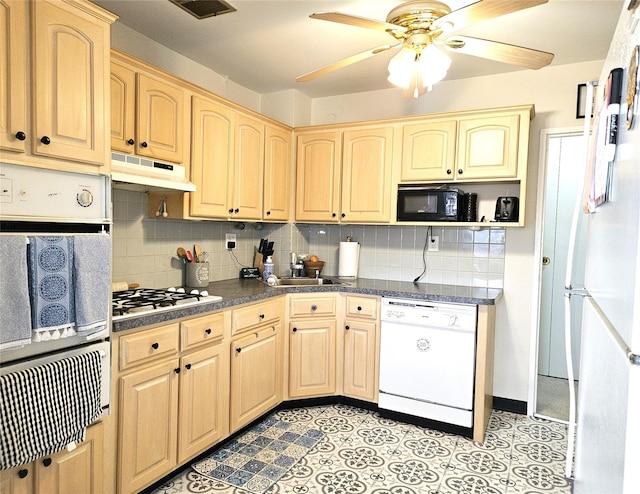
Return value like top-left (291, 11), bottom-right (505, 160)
top-left (112, 278), bottom-right (502, 332)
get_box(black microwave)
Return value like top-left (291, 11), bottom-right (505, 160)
top-left (397, 187), bottom-right (465, 222)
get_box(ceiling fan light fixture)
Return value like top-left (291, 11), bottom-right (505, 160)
top-left (387, 44), bottom-right (451, 97)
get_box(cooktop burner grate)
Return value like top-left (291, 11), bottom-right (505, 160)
top-left (112, 288), bottom-right (203, 317)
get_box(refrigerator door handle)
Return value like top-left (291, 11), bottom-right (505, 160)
top-left (585, 296), bottom-right (640, 366)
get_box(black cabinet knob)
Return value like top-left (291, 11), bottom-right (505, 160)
top-left (40, 136), bottom-right (51, 145)
top-left (174, 367), bottom-right (181, 374)
top-left (141, 141), bottom-right (148, 148)
top-left (236, 348), bottom-right (242, 353)
top-left (205, 328), bottom-right (212, 335)
top-left (446, 169), bottom-right (452, 175)
top-left (311, 305), bottom-right (317, 311)
top-left (266, 211), bottom-right (271, 216)
top-left (42, 458), bottom-right (52, 467)
top-left (234, 208), bottom-right (239, 214)
top-left (151, 342), bottom-right (159, 350)
top-left (341, 213), bottom-right (346, 218)
top-left (185, 363), bottom-right (192, 370)
top-left (15, 131), bottom-right (26, 141)
top-left (127, 138), bottom-right (135, 145)
top-left (458, 169), bottom-right (463, 174)
top-left (228, 208), bottom-right (234, 214)
top-left (345, 325), bottom-right (350, 330)
top-left (292, 327), bottom-right (297, 332)
top-left (357, 306), bottom-right (362, 311)
top-left (18, 469), bottom-right (28, 479)
top-left (259, 314), bottom-right (265, 319)
top-left (331, 213), bottom-right (337, 217)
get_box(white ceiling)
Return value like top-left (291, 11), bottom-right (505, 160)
top-left (93, 0), bottom-right (623, 98)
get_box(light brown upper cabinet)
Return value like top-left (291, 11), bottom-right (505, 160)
top-left (231, 113), bottom-right (265, 220)
top-left (295, 126), bottom-right (393, 223)
top-left (110, 55), bottom-right (186, 165)
top-left (190, 95), bottom-right (235, 218)
top-left (400, 107), bottom-right (529, 183)
top-left (263, 124), bottom-right (292, 222)
top-left (455, 112), bottom-right (521, 180)
top-left (401, 119), bottom-right (458, 182)
top-left (1, 0), bottom-right (115, 172)
top-left (295, 131), bottom-right (342, 223)
top-left (341, 126), bottom-right (393, 223)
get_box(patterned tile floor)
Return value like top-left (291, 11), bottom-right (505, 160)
top-left (150, 404), bottom-right (572, 494)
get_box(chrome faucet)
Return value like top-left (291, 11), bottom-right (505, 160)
top-left (290, 253), bottom-right (304, 277)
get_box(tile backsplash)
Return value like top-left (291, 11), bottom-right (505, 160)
top-left (112, 190), bottom-right (505, 289)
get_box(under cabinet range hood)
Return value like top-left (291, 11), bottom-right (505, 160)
top-left (110, 152), bottom-right (196, 192)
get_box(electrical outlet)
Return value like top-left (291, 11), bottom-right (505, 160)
top-left (225, 233), bottom-right (236, 250)
top-left (428, 235), bottom-right (439, 252)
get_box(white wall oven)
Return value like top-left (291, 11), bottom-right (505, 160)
top-left (0, 163), bottom-right (111, 471)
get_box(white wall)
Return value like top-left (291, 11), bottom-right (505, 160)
top-left (309, 61), bottom-right (603, 401)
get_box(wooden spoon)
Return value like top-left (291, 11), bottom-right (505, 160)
top-left (177, 247), bottom-right (189, 262)
top-left (194, 244), bottom-right (203, 263)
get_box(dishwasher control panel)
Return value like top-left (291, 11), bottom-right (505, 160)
top-left (381, 297), bottom-right (477, 330)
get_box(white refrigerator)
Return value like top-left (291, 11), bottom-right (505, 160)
top-left (571, 3), bottom-right (640, 493)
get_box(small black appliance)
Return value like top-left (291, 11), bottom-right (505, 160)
top-left (494, 196), bottom-right (519, 222)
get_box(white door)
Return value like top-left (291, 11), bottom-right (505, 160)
top-left (538, 133), bottom-right (585, 379)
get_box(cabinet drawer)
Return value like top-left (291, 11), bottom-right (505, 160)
top-left (181, 312), bottom-right (226, 351)
top-left (232, 299), bottom-right (281, 335)
top-left (289, 294), bottom-right (336, 317)
top-left (119, 323), bottom-right (179, 371)
top-left (345, 296), bottom-right (378, 320)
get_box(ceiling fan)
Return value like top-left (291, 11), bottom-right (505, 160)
top-left (296, 0), bottom-right (554, 97)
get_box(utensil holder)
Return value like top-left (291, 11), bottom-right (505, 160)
top-left (186, 262), bottom-right (209, 288)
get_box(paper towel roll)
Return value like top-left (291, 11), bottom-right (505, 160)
top-left (338, 242), bottom-right (360, 277)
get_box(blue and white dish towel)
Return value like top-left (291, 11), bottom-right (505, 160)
top-left (27, 236), bottom-right (76, 341)
top-left (0, 236), bottom-right (31, 349)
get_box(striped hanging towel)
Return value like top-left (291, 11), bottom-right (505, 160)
top-left (27, 236), bottom-right (76, 341)
top-left (0, 350), bottom-right (103, 470)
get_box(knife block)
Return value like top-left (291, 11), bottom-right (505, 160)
top-left (253, 252), bottom-right (268, 277)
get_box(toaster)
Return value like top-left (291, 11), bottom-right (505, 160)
top-left (494, 197), bottom-right (519, 222)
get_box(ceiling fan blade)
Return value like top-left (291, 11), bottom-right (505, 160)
top-left (436, 0), bottom-right (548, 32)
top-left (310, 12), bottom-right (406, 34)
top-left (296, 44), bottom-right (400, 83)
top-left (444, 35), bottom-right (554, 70)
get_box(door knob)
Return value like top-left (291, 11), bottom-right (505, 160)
top-left (542, 256), bottom-right (551, 265)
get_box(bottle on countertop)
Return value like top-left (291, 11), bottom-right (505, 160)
top-left (263, 256), bottom-right (274, 279)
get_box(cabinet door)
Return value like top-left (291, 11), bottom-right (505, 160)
top-left (178, 344), bottom-right (229, 463)
top-left (232, 113), bottom-right (264, 220)
top-left (263, 125), bottom-right (292, 221)
top-left (341, 127), bottom-right (393, 223)
top-left (32, 0), bottom-right (108, 165)
top-left (0, 464), bottom-right (33, 494)
top-left (343, 319), bottom-right (377, 402)
top-left (401, 120), bottom-right (457, 182)
top-left (230, 324), bottom-right (282, 433)
top-left (0, 0), bottom-right (27, 153)
top-left (119, 360), bottom-right (179, 494)
top-left (289, 319), bottom-right (336, 398)
top-left (110, 61), bottom-right (136, 153)
top-left (456, 114), bottom-right (520, 179)
top-left (136, 73), bottom-right (185, 163)
top-left (295, 132), bottom-right (342, 223)
top-left (35, 421), bottom-right (104, 494)
top-left (190, 95), bottom-right (234, 218)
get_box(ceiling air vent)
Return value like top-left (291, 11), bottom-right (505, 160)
top-left (168, 0), bottom-right (236, 19)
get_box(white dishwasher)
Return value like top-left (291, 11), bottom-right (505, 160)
top-left (378, 297), bottom-right (477, 428)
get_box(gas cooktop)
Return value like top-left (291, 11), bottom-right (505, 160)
top-left (112, 287), bottom-right (222, 320)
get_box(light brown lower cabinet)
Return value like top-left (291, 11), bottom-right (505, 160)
top-left (0, 420), bottom-right (104, 494)
top-left (229, 323), bottom-right (283, 433)
top-left (342, 295), bottom-right (380, 402)
top-left (115, 314), bottom-right (229, 494)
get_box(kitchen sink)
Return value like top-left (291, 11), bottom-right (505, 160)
top-left (266, 276), bottom-right (349, 287)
